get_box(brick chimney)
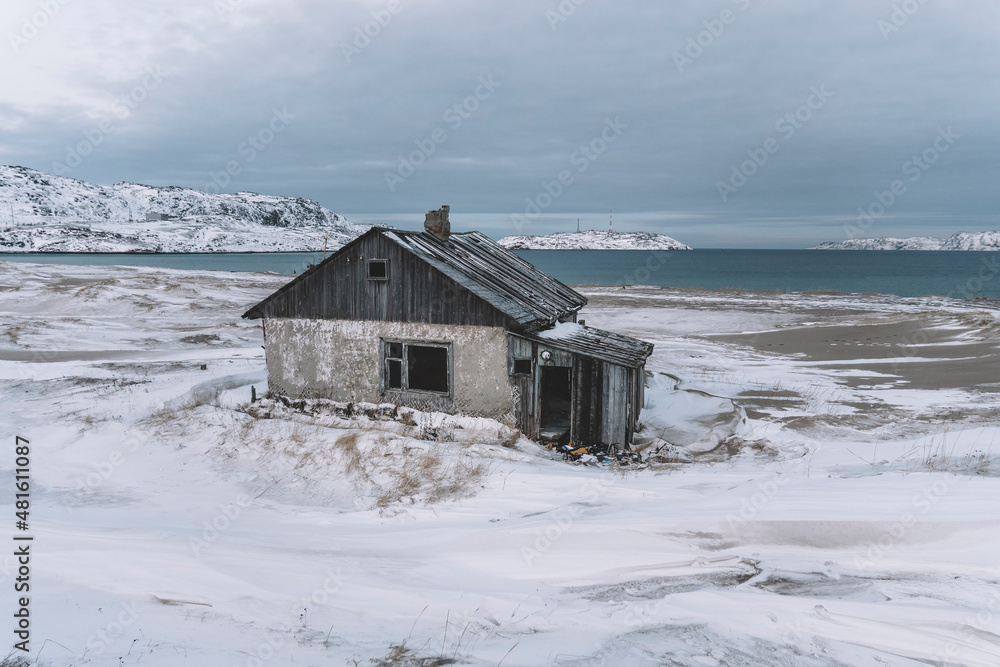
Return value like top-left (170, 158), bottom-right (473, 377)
top-left (424, 205), bottom-right (450, 242)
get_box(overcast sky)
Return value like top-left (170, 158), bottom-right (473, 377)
top-left (1, 0), bottom-right (997, 247)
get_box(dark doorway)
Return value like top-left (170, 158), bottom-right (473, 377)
top-left (539, 366), bottom-right (572, 443)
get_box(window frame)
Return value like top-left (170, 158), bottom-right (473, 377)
top-left (366, 258), bottom-right (389, 281)
top-left (511, 358), bottom-right (532, 376)
top-left (381, 338), bottom-right (453, 397)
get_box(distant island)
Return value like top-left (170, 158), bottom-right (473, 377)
top-left (0, 165), bottom-right (366, 253)
top-left (813, 231), bottom-right (1000, 251)
top-left (498, 230), bottom-right (692, 250)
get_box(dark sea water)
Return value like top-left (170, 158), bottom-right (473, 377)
top-left (0, 251), bottom-right (326, 275)
top-left (1, 250), bottom-right (998, 300)
top-left (514, 249), bottom-right (1000, 300)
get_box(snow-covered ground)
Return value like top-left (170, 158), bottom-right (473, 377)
top-left (0, 165), bottom-right (366, 252)
top-left (3, 262), bottom-right (1000, 666)
top-left (498, 230), bottom-right (692, 250)
top-left (814, 231), bottom-right (1000, 250)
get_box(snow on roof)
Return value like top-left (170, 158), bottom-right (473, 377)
top-left (524, 321), bottom-right (653, 367)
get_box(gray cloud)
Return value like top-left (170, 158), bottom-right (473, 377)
top-left (0, 0), bottom-right (997, 247)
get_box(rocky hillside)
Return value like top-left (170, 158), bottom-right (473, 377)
top-left (498, 230), bottom-right (692, 250)
top-left (813, 232), bottom-right (1000, 251)
top-left (0, 165), bottom-right (366, 252)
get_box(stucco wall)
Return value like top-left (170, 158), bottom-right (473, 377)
top-left (264, 318), bottom-right (516, 419)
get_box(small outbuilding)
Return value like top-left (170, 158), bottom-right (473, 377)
top-left (243, 206), bottom-right (654, 449)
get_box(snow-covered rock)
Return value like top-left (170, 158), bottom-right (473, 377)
top-left (0, 165), bottom-right (367, 252)
top-left (814, 231), bottom-right (1000, 251)
top-left (941, 231), bottom-right (1000, 250)
top-left (498, 230), bottom-right (692, 250)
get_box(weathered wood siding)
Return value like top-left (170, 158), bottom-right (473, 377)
top-left (255, 232), bottom-right (513, 328)
top-left (536, 343), bottom-right (573, 368)
top-left (509, 333), bottom-right (645, 447)
top-left (507, 335), bottom-right (536, 436)
top-left (570, 355), bottom-right (601, 445)
top-left (600, 363), bottom-right (628, 446)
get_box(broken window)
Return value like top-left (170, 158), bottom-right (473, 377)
top-left (386, 360), bottom-right (402, 389)
top-left (367, 259), bottom-right (388, 280)
top-left (382, 340), bottom-right (450, 395)
top-left (407, 345), bottom-right (449, 393)
top-left (512, 358), bottom-right (532, 375)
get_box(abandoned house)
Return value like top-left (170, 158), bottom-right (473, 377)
top-left (243, 206), bottom-right (654, 448)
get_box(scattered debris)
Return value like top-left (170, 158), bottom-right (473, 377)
top-left (548, 440), bottom-right (643, 465)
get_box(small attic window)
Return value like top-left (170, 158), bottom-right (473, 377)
top-left (367, 259), bottom-right (388, 280)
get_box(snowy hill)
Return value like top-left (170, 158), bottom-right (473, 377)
top-left (498, 230), bottom-right (692, 250)
top-left (814, 231), bottom-right (1000, 251)
top-left (0, 165), bottom-right (367, 252)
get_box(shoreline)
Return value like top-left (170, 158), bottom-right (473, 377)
top-left (2, 256), bottom-right (997, 305)
top-left (2, 252), bottom-right (999, 302)
top-left (0, 249), bottom-right (328, 255)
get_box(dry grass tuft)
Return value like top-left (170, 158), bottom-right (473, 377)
top-left (494, 428), bottom-right (521, 449)
top-left (224, 399), bottom-right (505, 510)
top-left (369, 439), bottom-right (489, 509)
top-left (372, 641), bottom-right (456, 666)
top-left (142, 387), bottom-right (223, 430)
top-left (335, 431), bottom-right (363, 474)
top-left (0, 655), bottom-right (34, 667)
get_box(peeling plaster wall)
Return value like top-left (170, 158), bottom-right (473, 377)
top-left (264, 318), bottom-right (515, 419)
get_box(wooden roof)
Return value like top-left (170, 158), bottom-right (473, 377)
top-left (244, 228), bottom-right (587, 330)
top-left (382, 230), bottom-right (586, 329)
